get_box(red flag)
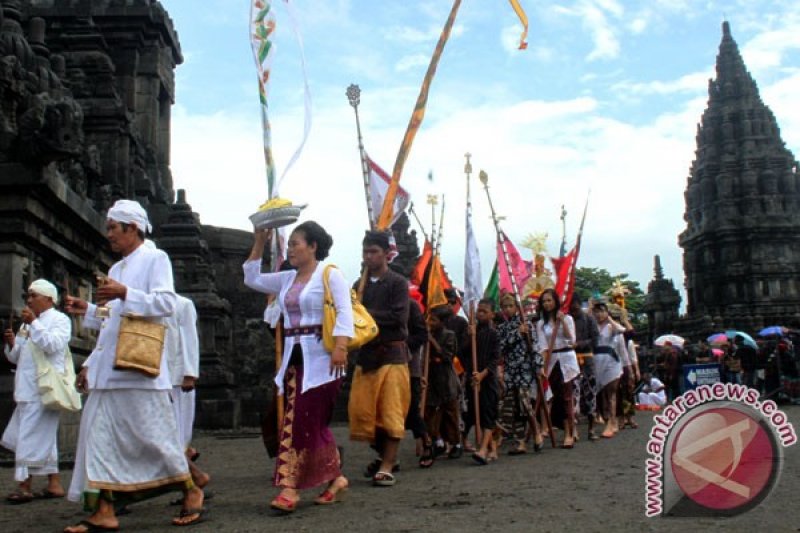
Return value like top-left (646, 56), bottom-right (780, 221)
top-left (497, 233), bottom-right (530, 296)
top-left (552, 247), bottom-right (578, 312)
top-left (411, 240), bottom-right (433, 287)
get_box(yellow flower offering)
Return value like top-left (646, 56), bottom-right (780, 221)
top-left (258, 197), bottom-right (293, 212)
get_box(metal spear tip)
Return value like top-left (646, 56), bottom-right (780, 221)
top-left (346, 84), bottom-right (361, 107)
top-left (478, 170), bottom-right (488, 185)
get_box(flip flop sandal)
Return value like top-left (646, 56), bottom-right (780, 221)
top-left (372, 471), bottom-right (396, 487)
top-left (418, 444), bottom-right (435, 468)
top-left (172, 507), bottom-right (207, 527)
top-left (34, 489), bottom-right (65, 499)
top-left (6, 491), bottom-right (34, 504)
top-left (170, 489), bottom-right (214, 506)
top-left (66, 520), bottom-right (120, 532)
top-left (471, 452), bottom-right (489, 466)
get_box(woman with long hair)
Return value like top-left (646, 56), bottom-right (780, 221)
top-left (536, 289), bottom-right (578, 449)
top-left (243, 221), bottom-right (353, 513)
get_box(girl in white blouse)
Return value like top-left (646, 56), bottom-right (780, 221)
top-left (536, 289), bottom-right (578, 449)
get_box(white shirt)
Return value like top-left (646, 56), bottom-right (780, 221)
top-left (536, 314), bottom-right (576, 353)
top-left (82, 244), bottom-right (177, 390)
top-left (243, 260), bottom-right (354, 394)
top-left (597, 321), bottom-right (625, 348)
top-left (4, 308), bottom-right (71, 402)
top-left (165, 295), bottom-right (200, 387)
top-left (536, 315), bottom-right (579, 382)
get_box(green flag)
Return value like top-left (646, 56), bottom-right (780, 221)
top-left (483, 261), bottom-right (499, 309)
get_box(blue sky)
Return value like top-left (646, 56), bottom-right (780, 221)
top-left (163, 0), bottom-right (800, 304)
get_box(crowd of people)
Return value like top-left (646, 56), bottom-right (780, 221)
top-left (647, 331), bottom-right (800, 405)
top-left (242, 223), bottom-right (649, 515)
top-left (4, 199), bottom-right (798, 530)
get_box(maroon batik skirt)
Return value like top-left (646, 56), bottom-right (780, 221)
top-left (273, 365), bottom-right (342, 489)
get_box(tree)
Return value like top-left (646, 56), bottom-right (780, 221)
top-left (574, 267), bottom-right (646, 324)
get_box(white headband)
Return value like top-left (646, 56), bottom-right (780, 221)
top-left (107, 199), bottom-right (152, 234)
top-left (29, 279), bottom-right (58, 304)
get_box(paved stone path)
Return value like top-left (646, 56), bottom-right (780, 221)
top-left (1, 406), bottom-right (798, 532)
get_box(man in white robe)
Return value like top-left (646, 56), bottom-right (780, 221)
top-left (165, 294), bottom-right (209, 489)
top-left (2, 279), bottom-right (71, 503)
top-left (64, 200), bottom-right (204, 532)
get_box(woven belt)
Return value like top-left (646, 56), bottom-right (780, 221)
top-left (285, 325), bottom-right (323, 337)
top-left (552, 347), bottom-right (573, 354)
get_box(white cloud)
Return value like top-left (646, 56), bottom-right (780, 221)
top-left (551, 0), bottom-right (624, 61)
top-left (612, 70), bottom-right (712, 96)
top-left (395, 54), bottom-right (430, 72)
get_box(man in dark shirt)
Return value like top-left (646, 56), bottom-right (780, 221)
top-left (570, 299), bottom-right (599, 440)
top-left (348, 231), bottom-right (410, 487)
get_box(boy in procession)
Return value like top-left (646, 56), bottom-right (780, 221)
top-left (465, 298), bottom-right (501, 465)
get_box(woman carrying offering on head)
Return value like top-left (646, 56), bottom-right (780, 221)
top-left (243, 221), bottom-right (353, 513)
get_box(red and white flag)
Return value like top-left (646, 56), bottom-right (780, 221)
top-left (367, 154), bottom-right (410, 227)
top-left (367, 154), bottom-right (410, 262)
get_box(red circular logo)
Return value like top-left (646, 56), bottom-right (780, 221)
top-left (670, 406), bottom-right (778, 513)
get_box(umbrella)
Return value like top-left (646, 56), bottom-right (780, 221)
top-left (758, 325), bottom-right (786, 337)
top-left (654, 334), bottom-right (685, 348)
top-left (725, 330), bottom-right (758, 349)
top-left (707, 333), bottom-right (729, 345)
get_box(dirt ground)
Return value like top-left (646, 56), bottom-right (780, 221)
top-left (1, 406), bottom-right (798, 532)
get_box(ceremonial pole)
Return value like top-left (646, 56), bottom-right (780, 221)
top-left (408, 202), bottom-right (430, 243)
top-left (469, 300), bottom-right (481, 448)
top-left (275, 321), bottom-right (284, 429)
top-left (427, 194), bottom-right (439, 252)
top-left (479, 170), bottom-right (556, 448)
top-left (559, 205), bottom-right (567, 258)
top-left (420, 336), bottom-right (431, 418)
top-left (434, 194), bottom-right (445, 257)
top-left (346, 83), bottom-right (375, 229)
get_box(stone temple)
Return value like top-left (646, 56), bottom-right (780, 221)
top-left (0, 0), bottom-right (419, 449)
top-left (645, 21), bottom-right (800, 340)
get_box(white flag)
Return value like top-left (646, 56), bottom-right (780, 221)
top-left (464, 190), bottom-right (482, 307)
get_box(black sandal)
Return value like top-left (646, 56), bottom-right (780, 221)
top-left (419, 444), bottom-right (435, 468)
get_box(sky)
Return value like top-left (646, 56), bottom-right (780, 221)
top-left (162, 0), bottom-right (800, 306)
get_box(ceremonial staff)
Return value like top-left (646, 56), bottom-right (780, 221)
top-left (464, 153), bottom-right (481, 446)
top-left (346, 84), bottom-right (375, 229)
top-left (469, 301), bottom-right (481, 448)
top-left (434, 194), bottom-right (445, 257)
top-left (408, 202), bottom-right (430, 243)
top-left (479, 170), bottom-right (556, 448)
top-left (427, 194), bottom-right (439, 252)
top-left (418, 193), bottom-right (438, 418)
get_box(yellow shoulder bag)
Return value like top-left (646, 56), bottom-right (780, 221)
top-left (322, 265), bottom-right (378, 352)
